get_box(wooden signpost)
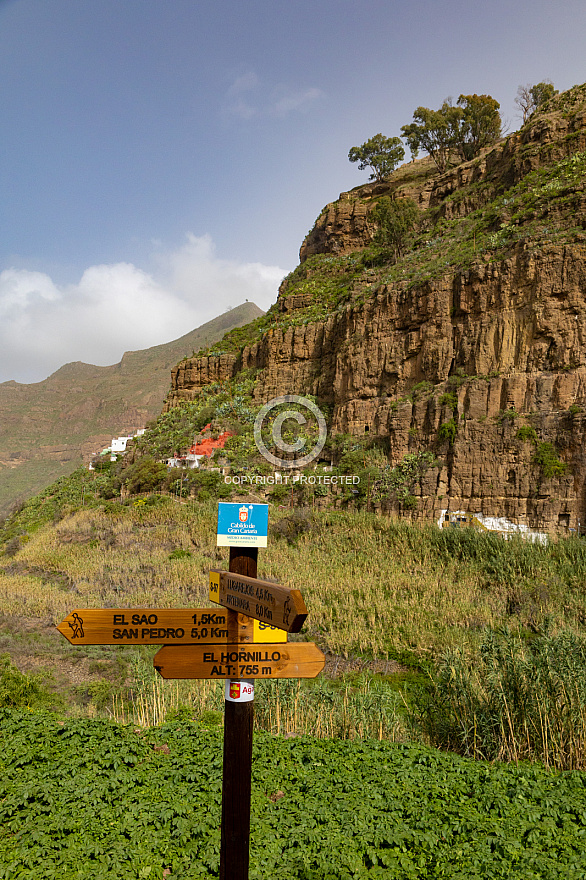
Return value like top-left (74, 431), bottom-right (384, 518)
top-left (56, 501), bottom-right (323, 880)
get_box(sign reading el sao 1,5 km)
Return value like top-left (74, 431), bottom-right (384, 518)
top-left (57, 608), bottom-right (287, 645)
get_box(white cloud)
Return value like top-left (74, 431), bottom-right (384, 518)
top-left (271, 87), bottom-right (325, 117)
top-left (0, 235), bottom-right (285, 384)
top-left (224, 71), bottom-right (260, 119)
top-left (227, 71), bottom-right (259, 96)
top-left (223, 71), bottom-right (324, 120)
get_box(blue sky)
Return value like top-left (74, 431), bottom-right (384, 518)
top-left (1, 0), bottom-right (585, 382)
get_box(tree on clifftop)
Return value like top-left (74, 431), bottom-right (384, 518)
top-left (456, 94), bottom-right (502, 161)
top-left (401, 101), bottom-right (463, 172)
top-left (348, 134), bottom-right (405, 181)
top-left (401, 94), bottom-right (501, 170)
top-left (515, 81), bottom-right (558, 122)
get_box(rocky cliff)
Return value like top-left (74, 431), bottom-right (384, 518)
top-left (168, 84), bottom-right (586, 535)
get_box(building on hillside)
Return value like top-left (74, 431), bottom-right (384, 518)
top-left (164, 425), bottom-right (233, 471)
top-left (111, 436), bottom-right (132, 454)
top-left (89, 428), bottom-right (146, 467)
top-left (166, 454), bottom-right (203, 469)
top-left (438, 509), bottom-right (547, 544)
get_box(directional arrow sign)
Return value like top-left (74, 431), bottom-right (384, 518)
top-left (56, 608), bottom-right (285, 646)
top-left (209, 570), bottom-right (307, 633)
top-left (154, 642), bottom-right (324, 680)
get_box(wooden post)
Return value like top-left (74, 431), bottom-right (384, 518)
top-left (219, 546), bottom-right (257, 880)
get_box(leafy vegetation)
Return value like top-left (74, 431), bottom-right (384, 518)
top-left (197, 312), bottom-right (273, 357)
top-left (371, 451), bottom-right (437, 506)
top-left (437, 418), bottom-right (457, 446)
top-left (401, 94), bottom-right (501, 170)
top-left (371, 196), bottom-right (419, 261)
top-left (438, 391), bottom-right (458, 409)
top-left (0, 654), bottom-right (62, 711)
top-left (4, 474), bottom-right (586, 880)
top-left (516, 425), bottom-right (538, 443)
top-left (2, 710), bottom-right (586, 878)
top-left (515, 80), bottom-right (558, 122)
top-left (533, 442), bottom-right (568, 478)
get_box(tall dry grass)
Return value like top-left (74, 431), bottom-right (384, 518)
top-left (4, 498), bottom-right (586, 763)
top-left (423, 627), bottom-right (586, 770)
top-left (3, 499), bottom-right (586, 662)
top-left (110, 655), bottom-right (407, 741)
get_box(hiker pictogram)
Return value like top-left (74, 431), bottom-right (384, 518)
top-left (68, 613), bottom-right (84, 639)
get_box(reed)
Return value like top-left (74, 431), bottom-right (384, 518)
top-left (4, 497), bottom-right (586, 763)
top-left (422, 627), bottom-right (586, 769)
top-left (111, 656), bottom-right (407, 741)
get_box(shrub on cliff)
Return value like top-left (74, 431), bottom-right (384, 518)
top-left (371, 196), bottom-right (419, 261)
top-left (515, 80), bottom-right (558, 122)
top-left (121, 456), bottom-right (168, 495)
top-left (438, 418), bottom-right (457, 446)
top-left (533, 442), bottom-right (568, 479)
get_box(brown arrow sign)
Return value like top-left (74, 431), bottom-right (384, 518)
top-left (209, 569), bottom-right (307, 633)
top-left (154, 642), bottom-right (324, 679)
top-left (56, 608), bottom-right (257, 645)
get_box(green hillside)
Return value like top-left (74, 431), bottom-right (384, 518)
top-left (0, 302), bottom-right (263, 514)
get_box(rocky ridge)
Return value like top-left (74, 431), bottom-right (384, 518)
top-left (168, 85), bottom-right (586, 534)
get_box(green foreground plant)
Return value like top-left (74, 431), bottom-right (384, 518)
top-left (2, 709), bottom-right (586, 879)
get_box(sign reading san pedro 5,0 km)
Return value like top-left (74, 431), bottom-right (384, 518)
top-left (56, 608), bottom-right (287, 645)
top-left (209, 569), bottom-right (307, 633)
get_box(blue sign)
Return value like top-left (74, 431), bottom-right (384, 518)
top-left (216, 502), bottom-right (269, 547)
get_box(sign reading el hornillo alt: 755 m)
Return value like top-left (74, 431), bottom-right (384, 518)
top-left (154, 642), bottom-right (324, 680)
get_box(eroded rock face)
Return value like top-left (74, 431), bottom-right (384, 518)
top-left (169, 242), bottom-right (586, 532)
top-left (300, 193), bottom-right (374, 261)
top-left (168, 87), bottom-right (586, 534)
top-left (300, 85), bottom-right (586, 260)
